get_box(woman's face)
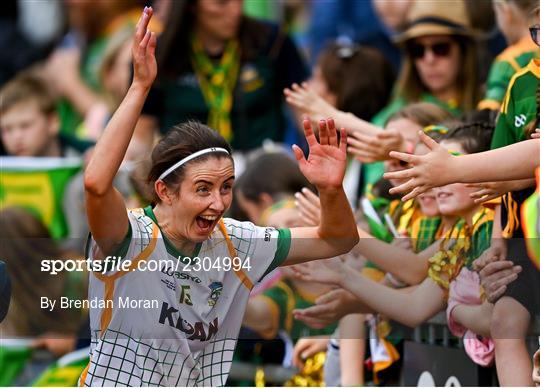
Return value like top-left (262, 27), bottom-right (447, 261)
top-left (194, 0), bottom-right (243, 42)
top-left (170, 156), bottom-right (235, 242)
top-left (410, 35), bottom-right (461, 96)
top-left (384, 118), bottom-right (422, 187)
top-left (434, 141), bottom-right (477, 217)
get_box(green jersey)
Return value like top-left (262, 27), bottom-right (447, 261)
top-left (478, 37), bottom-right (539, 111)
top-left (491, 58), bottom-right (540, 149)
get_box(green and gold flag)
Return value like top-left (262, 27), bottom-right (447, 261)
top-left (0, 157), bottom-right (82, 239)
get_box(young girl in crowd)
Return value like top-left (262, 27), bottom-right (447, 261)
top-left (479, 0), bottom-right (540, 111)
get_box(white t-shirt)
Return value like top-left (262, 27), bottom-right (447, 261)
top-left (80, 206), bottom-right (290, 386)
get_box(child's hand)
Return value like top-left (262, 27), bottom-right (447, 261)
top-left (294, 187), bottom-right (321, 226)
top-left (347, 129), bottom-right (404, 163)
top-left (284, 82), bottom-right (336, 122)
top-left (292, 337), bottom-right (330, 369)
top-left (132, 7), bottom-right (157, 90)
top-left (384, 130), bottom-right (455, 201)
top-left (293, 288), bottom-right (362, 328)
top-left (531, 128), bottom-right (540, 139)
top-left (292, 118), bottom-right (347, 190)
top-left (292, 257), bottom-right (348, 285)
top-left (467, 180), bottom-right (529, 203)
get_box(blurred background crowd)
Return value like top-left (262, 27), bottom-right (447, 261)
top-left (0, 0), bottom-right (539, 386)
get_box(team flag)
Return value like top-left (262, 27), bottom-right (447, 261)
top-left (0, 157), bottom-right (82, 239)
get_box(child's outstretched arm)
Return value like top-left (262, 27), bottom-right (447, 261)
top-left (384, 131), bottom-right (540, 200)
top-left (84, 7), bottom-right (157, 255)
top-left (294, 260), bottom-right (446, 327)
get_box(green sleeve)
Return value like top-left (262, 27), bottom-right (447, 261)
top-left (84, 223), bottom-right (132, 271)
top-left (261, 228), bottom-right (291, 278)
top-left (484, 60), bottom-right (515, 104)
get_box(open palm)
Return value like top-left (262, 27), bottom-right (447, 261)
top-left (292, 118), bottom-right (347, 189)
top-left (132, 7), bottom-right (157, 90)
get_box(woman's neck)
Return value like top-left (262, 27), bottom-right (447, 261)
top-left (153, 205), bottom-right (197, 256)
top-left (194, 26), bottom-right (226, 56)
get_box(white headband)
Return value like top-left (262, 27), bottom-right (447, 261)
top-left (158, 147), bottom-right (230, 181)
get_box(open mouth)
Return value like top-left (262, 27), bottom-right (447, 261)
top-left (196, 215), bottom-right (220, 234)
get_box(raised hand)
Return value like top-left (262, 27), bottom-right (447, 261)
top-left (292, 118), bottom-right (347, 190)
top-left (383, 130), bottom-right (455, 201)
top-left (132, 7), bottom-right (157, 90)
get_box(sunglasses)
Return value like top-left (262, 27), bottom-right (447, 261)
top-left (530, 25), bottom-right (540, 46)
top-left (406, 41), bottom-right (453, 59)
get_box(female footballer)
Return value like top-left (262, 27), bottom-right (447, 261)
top-left (80, 7), bottom-right (358, 386)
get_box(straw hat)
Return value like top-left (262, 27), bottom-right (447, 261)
top-left (394, 0), bottom-right (477, 44)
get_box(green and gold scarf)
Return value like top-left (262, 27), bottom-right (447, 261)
top-left (190, 35), bottom-right (240, 141)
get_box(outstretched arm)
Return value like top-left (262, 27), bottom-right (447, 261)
top-left (284, 82), bottom-right (381, 136)
top-left (294, 260), bottom-right (445, 327)
top-left (283, 118), bottom-right (359, 265)
top-left (295, 188), bottom-right (434, 284)
top-left (384, 131), bottom-right (540, 201)
top-left (84, 7), bottom-right (157, 256)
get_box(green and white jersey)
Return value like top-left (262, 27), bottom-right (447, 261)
top-left (81, 206), bottom-right (291, 387)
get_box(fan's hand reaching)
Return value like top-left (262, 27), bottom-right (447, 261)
top-left (284, 82), bottom-right (337, 122)
top-left (347, 129), bottom-right (405, 163)
top-left (383, 130), bottom-right (455, 201)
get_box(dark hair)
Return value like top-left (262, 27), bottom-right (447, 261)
top-left (235, 152), bottom-right (313, 203)
top-left (157, 0), bottom-right (279, 77)
top-left (317, 43), bottom-right (394, 121)
top-left (147, 121), bottom-right (233, 202)
top-left (443, 119), bottom-right (495, 154)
